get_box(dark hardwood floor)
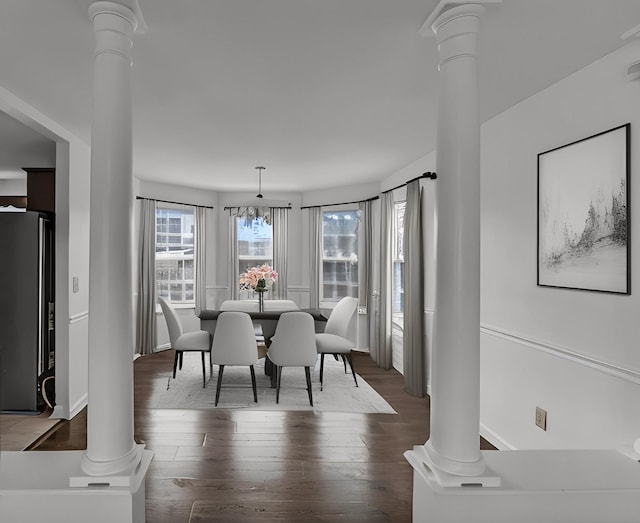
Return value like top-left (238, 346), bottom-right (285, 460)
top-left (35, 350), bottom-right (495, 522)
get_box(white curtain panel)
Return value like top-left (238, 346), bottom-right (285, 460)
top-left (195, 206), bottom-right (207, 316)
top-left (374, 191), bottom-right (394, 369)
top-left (359, 199), bottom-right (373, 349)
top-left (308, 207), bottom-right (322, 309)
top-left (228, 208), bottom-right (239, 299)
top-left (402, 180), bottom-right (425, 397)
top-left (271, 207), bottom-right (289, 300)
top-left (135, 198), bottom-right (156, 355)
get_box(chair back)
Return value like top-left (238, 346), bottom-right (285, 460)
top-left (159, 297), bottom-right (183, 345)
top-left (211, 312), bottom-right (258, 366)
top-left (325, 296), bottom-right (358, 339)
top-left (268, 312), bottom-right (317, 367)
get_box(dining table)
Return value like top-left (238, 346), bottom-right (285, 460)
top-left (199, 306), bottom-right (328, 387)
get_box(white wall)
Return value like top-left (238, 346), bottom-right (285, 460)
top-left (0, 178), bottom-right (26, 195)
top-left (0, 85), bottom-right (91, 420)
top-left (480, 39), bottom-right (640, 450)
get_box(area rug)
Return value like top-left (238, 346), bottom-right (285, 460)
top-left (145, 355), bottom-right (396, 414)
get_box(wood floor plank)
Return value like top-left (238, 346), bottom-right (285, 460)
top-left (33, 349), bottom-right (495, 522)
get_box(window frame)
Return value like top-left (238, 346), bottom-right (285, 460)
top-left (319, 205), bottom-right (360, 309)
top-left (155, 204), bottom-right (196, 308)
top-left (235, 212), bottom-right (274, 295)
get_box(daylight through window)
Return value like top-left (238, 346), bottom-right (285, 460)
top-left (156, 206), bottom-right (195, 304)
top-left (321, 209), bottom-right (360, 303)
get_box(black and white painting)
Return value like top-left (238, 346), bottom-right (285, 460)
top-left (537, 124), bottom-right (630, 294)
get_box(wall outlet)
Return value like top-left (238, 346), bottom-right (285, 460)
top-left (535, 407), bottom-right (547, 431)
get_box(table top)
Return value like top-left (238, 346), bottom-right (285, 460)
top-left (199, 309), bottom-right (328, 321)
top-left (218, 299), bottom-right (300, 312)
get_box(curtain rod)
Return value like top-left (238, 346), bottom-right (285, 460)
top-left (381, 171), bottom-right (437, 194)
top-left (300, 194), bottom-right (379, 210)
top-left (136, 196), bottom-right (214, 210)
top-left (223, 205), bottom-right (292, 211)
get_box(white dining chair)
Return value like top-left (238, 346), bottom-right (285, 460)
top-left (210, 311), bottom-right (259, 406)
top-left (315, 296), bottom-right (359, 391)
top-left (159, 297), bottom-right (212, 388)
top-left (267, 312), bottom-right (317, 406)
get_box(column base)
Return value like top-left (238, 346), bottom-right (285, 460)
top-left (412, 444), bottom-right (501, 487)
top-left (405, 447), bottom-right (640, 523)
top-left (77, 443), bottom-right (146, 485)
top-left (0, 448), bottom-right (153, 523)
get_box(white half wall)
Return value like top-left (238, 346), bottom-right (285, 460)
top-left (480, 39), bottom-right (640, 450)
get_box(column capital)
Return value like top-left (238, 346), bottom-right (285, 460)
top-left (419, 0), bottom-right (501, 38)
top-left (76, 0), bottom-right (147, 33)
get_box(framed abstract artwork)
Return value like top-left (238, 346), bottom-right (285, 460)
top-left (537, 123), bottom-right (630, 294)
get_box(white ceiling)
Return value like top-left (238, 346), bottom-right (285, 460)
top-left (1, 0), bottom-right (639, 193)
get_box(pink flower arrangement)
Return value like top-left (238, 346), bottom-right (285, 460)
top-left (239, 264), bottom-right (278, 291)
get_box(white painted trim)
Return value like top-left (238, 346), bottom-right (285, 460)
top-left (481, 323), bottom-right (640, 385)
top-left (50, 405), bottom-right (67, 420)
top-left (480, 423), bottom-right (515, 451)
top-left (69, 393), bottom-right (88, 419)
top-left (52, 393), bottom-right (88, 420)
top-left (287, 286), bottom-right (309, 293)
top-left (419, 0), bottom-right (502, 37)
top-left (69, 310), bottom-right (89, 324)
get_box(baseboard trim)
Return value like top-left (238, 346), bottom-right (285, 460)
top-left (51, 393), bottom-right (88, 420)
top-left (69, 393), bottom-right (88, 419)
top-left (481, 323), bottom-right (640, 385)
top-left (480, 423), bottom-right (516, 451)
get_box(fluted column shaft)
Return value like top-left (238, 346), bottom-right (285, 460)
top-left (82, 0), bottom-right (140, 476)
top-left (425, 4), bottom-right (486, 477)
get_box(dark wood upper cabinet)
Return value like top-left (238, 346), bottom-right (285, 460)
top-left (24, 167), bottom-right (55, 214)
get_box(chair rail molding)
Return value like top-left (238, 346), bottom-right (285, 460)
top-left (480, 323), bottom-right (640, 385)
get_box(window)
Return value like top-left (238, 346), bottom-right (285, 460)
top-left (321, 209), bottom-right (360, 304)
top-left (237, 214), bottom-right (273, 291)
top-left (391, 200), bottom-right (406, 373)
top-left (392, 201), bottom-right (406, 315)
top-left (156, 206), bottom-right (195, 304)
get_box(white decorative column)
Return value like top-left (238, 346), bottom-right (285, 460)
top-left (406, 0), bottom-right (500, 489)
top-left (0, 2), bottom-right (151, 522)
top-left (80, 0), bottom-right (149, 480)
top-left (401, 6), bottom-right (640, 522)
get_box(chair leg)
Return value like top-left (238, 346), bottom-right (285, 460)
top-left (250, 365), bottom-right (257, 403)
top-left (172, 351), bottom-right (180, 379)
top-left (201, 352), bottom-right (206, 388)
top-left (276, 366), bottom-right (282, 404)
top-left (344, 352), bottom-right (358, 387)
top-left (209, 351), bottom-right (213, 378)
top-left (305, 366), bottom-right (313, 407)
top-left (215, 365), bottom-right (225, 406)
top-left (342, 354), bottom-right (347, 373)
top-left (319, 353), bottom-right (325, 391)
top-left (179, 351), bottom-right (184, 370)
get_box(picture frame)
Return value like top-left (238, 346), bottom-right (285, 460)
top-left (537, 123), bottom-right (630, 294)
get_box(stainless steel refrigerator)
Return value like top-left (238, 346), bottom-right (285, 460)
top-left (0, 211), bottom-right (55, 413)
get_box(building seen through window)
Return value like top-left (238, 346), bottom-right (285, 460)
top-left (156, 206), bottom-right (195, 303)
top-left (237, 215), bottom-right (273, 291)
top-left (322, 209), bottom-right (359, 303)
top-left (393, 201), bottom-right (406, 315)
